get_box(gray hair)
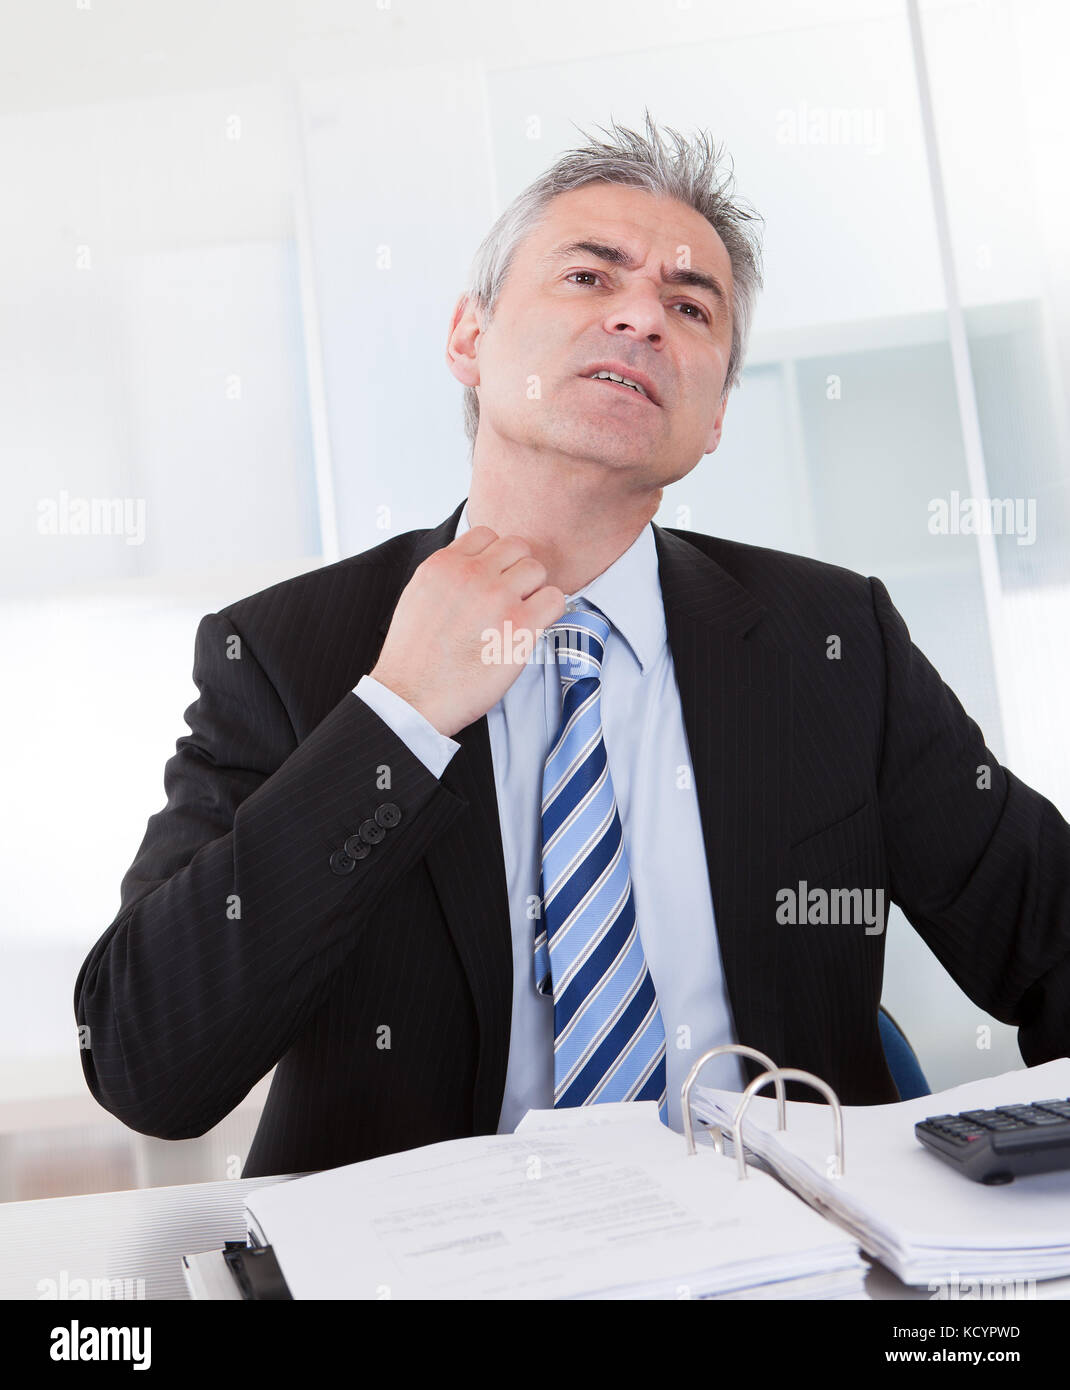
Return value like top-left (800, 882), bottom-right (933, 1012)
top-left (459, 109), bottom-right (764, 451)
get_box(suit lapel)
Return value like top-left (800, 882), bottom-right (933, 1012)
top-left (375, 501), bottom-right (792, 1122)
top-left (652, 524), bottom-right (792, 1081)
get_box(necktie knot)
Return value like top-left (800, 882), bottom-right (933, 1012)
top-left (546, 600), bottom-right (611, 686)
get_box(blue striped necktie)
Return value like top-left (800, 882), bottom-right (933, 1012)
top-left (534, 598), bottom-right (668, 1123)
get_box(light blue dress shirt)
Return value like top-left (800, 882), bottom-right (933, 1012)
top-left (353, 501), bottom-right (746, 1133)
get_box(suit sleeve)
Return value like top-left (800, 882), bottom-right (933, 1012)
top-left (74, 609), bottom-right (469, 1140)
top-left (352, 673), bottom-right (461, 779)
top-left (869, 575), bottom-right (1070, 1062)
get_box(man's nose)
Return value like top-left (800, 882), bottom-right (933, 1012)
top-left (601, 283), bottom-right (666, 343)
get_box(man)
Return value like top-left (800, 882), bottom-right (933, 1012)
top-left (76, 114), bottom-right (1070, 1180)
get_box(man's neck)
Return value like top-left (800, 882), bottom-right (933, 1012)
top-left (466, 441), bottom-right (661, 597)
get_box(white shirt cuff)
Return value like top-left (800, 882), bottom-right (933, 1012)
top-left (352, 674), bottom-right (460, 780)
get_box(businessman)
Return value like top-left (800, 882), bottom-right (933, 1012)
top-left (76, 115), bottom-right (1070, 1179)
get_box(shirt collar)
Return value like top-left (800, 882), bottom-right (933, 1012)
top-left (452, 499), bottom-right (664, 675)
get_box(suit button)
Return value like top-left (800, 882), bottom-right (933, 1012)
top-left (358, 817), bottom-right (385, 844)
top-left (343, 835), bottom-right (372, 859)
top-left (375, 802), bottom-right (402, 829)
top-left (329, 850), bottom-right (356, 876)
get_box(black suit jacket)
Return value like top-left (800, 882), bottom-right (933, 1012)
top-left (75, 497), bottom-right (1070, 1178)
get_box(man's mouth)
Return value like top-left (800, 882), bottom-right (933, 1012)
top-left (581, 367), bottom-right (660, 406)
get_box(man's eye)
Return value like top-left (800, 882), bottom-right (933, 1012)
top-left (564, 272), bottom-right (709, 323)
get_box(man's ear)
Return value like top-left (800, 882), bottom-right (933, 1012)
top-left (702, 391), bottom-right (729, 455)
top-left (446, 292), bottom-right (481, 390)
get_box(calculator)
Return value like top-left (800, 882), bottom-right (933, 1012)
top-left (915, 1099), bottom-right (1070, 1184)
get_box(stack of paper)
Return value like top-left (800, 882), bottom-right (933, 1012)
top-left (244, 1102), bottom-right (866, 1299)
top-left (693, 1058), bottom-right (1070, 1287)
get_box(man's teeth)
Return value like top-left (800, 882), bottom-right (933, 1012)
top-left (590, 370), bottom-right (648, 397)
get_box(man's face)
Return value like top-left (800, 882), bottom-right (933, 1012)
top-left (449, 182), bottom-right (736, 480)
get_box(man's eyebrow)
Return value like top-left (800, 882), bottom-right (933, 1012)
top-left (538, 239), bottom-right (729, 316)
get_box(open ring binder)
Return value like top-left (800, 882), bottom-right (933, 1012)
top-left (235, 1046), bottom-right (873, 1300)
top-left (680, 1047), bottom-right (845, 1181)
top-left (681, 1044), bottom-right (787, 1154)
top-left (731, 1067), bottom-right (846, 1181)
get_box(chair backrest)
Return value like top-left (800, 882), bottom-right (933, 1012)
top-left (878, 1006), bottom-right (930, 1100)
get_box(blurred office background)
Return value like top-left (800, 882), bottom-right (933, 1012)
top-left (1, 0), bottom-right (1068, 1198)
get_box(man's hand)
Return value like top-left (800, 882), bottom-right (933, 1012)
top-left (370, 526), bottom-right (567, 738)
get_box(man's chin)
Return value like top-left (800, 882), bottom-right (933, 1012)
top-left (542, 418), bottom-right (659, 466)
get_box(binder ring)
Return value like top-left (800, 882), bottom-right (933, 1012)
top-left (731, 1067), bottom-right (845, 1182)
top-left (680, 1045), bottom-right (787, 1156)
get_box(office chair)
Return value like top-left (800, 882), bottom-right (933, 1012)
top-left (878, 1005), bottom-right (930, 1100)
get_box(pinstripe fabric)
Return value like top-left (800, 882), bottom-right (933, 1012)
top-left (74, 496), bottom-right (1070, 1179)
top-left (535, 601), bottom-right (668, 1120)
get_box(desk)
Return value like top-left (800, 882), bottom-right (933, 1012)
top-left (4, 1175), bottom-right (1070, 1300)
top-left (0, 1174), bottom-right (299, 1300)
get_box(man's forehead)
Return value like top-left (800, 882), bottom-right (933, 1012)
top-left (527, 185), bottom-right (733, 281)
